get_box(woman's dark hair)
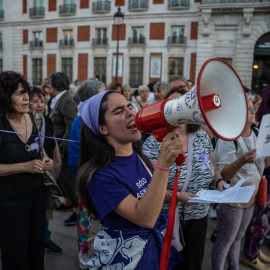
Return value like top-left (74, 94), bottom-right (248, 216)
top-left (256, 84), bottom-right (270, 122)
top-left (29, 86), bottom-right (45, 101)
top-left (163, 85), bottom-right (200, 134)
top-left (40, 78), bottom-right (50, 94)
top-left (76, 91), bottom-right (153, 215)
top-left (50, 72), bottom-right (70, 91)
top-left (0, 71), bottom-right (30, 116)
top-left (107, 81), bottom-right (123, 92)
top-left (164, 86), bottom-right (187, 99)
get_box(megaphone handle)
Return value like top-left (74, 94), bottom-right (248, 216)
top-left (175, 154), bottom-right (186, 167)
top-left (159, 168), bottom-right (181, 270)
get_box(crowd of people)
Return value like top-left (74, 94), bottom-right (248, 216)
top-left (0, 69), bottom-right (270, 270)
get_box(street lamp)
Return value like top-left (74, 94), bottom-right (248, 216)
top-left (114, 7), bottom-right (124, 82)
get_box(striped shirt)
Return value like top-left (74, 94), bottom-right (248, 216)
top-left (142, 129), bottom-right (214, 220)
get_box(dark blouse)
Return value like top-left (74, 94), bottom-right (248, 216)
top-left (0, 114), bottom-right (43, 201)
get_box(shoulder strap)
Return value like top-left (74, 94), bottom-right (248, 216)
top-left (233, 140), bottom-right (238, 151)
top-left (41, 115), bottom-right (46, 147)
top-left (137, 154), bottom-right (153, 177)
top-left (214, 135), bottom-right (238, 151)
top-left (30, 112), bottom-right (44, 160)
top-left (251, 126), bottom-right (259, 137)
top-left (181, 133), bottom-right (194, 193)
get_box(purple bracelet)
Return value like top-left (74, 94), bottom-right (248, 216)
top-left (232, 162), bottom-right (240, 169)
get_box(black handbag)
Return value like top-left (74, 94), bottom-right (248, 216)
top-left (32, 113), bottom-right (63, 198)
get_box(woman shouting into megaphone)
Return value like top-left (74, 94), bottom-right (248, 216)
top-left (76, 90), bottom-right (196, 269)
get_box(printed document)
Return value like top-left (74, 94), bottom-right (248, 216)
top-left (188, 178), bottom-right (256, 204)
top-left (256, 114), bottom-right (270, 158)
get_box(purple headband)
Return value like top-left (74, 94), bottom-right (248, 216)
top-left (79, 90), bottom-right (113, 135)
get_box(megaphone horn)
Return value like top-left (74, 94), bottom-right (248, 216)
top-left (135, 58), bottom-right (248, 142)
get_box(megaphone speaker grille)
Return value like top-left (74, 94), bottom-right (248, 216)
top-left (197, 58), bottom-right (248, 141)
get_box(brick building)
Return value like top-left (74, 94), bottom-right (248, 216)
top-left (0, 0), bottom-right (269, 92)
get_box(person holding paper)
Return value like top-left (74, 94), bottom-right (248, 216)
top-left (212, 96), bottom-right (269, 270)
top-left (143, 87), bottom-right (224, 270)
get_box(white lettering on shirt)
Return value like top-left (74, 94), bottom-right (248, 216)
top-left (137, 183), bottom-right (150, 199)
top-left (136, 178), bottom-right (147, 188)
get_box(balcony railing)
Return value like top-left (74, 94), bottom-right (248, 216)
top-left (128, 37), bottom-right (146, 45)
top-left (30, 40), bottom-right (43, 48)
top-left (168, 0), bottom-right (189, 8)
top-left (92, 38), bottom-right (108, 46)
top-left (92, 1), bottom-right (111, 13)
top-left (0, 10), bottom-right (4, 20)
top-left (59, 4), bottom-right (76, 15)
top-left (201, 0), bottom-right (269, 3)
top-left (168, 36), bottom-right (187, 45)
top-left (128, 0), bottom-right (148, 10)
top-left (29, 7), bottom-right (45, 18)
top-left (59, 39), bottom-right (74, 47)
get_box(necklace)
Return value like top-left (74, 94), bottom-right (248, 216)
top-left (8, 115), bottom-right (29, 149)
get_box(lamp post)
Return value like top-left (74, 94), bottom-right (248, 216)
top-left (114, 7), bottom-right (124, 82)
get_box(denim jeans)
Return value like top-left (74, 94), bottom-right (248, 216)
top-left (0, 192), bottom-right (46, 270)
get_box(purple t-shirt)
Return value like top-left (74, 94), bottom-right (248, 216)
top-left (88, 150), bottom-right (152, 230)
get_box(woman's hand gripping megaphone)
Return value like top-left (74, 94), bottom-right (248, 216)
top-left (158, 130), bottom-right (186, 168)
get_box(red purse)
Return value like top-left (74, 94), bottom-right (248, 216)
top-left (256, 175), bottom-right (267, 206)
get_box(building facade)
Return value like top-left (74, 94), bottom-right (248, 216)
top-left (0, 0), bottom-right (269, 92)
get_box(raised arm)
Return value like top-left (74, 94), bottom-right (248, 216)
top-left (114, 130), bottom-right (184, 228)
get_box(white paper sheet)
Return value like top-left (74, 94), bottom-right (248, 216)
top-left (188, 178), bottom-right (256, 204)
top-left (256, 114), bottom-right (270, 158)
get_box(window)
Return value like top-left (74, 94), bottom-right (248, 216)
top-left (94, 58), bottom-right (107, 83)
top-left (33, 31), bottom-right (43, 47)
top-left (171, 26), bottom-right (185, 44)
top-left (169, 57), bottom-right (184, 77)
top-left (60, 0), bottom-right (76, 14)
top-left (32, 59), bottom-right (43, 85)
top-left (62, 58), bottom-right (73, 82)
top-left (64, 0), bottom-right (75, 4)
top-left (132, 27), bottom-right (144, 44)
top-left (93, 0), bottom-right (110, 12)
top-left (31, 0), bottom-right (45, 16)
top-left (129, 0), bottom-right (148, 9)
top-left (129, 58), bottom-right (144, 87)
top-left (168, 0), bottom-right (189, 8)
top-left (96, 28), bottom-right (107, 45)
top-left (0, 0), bottom-right (3, 19)
top-left (63, 30), bottom-right (73, 45)
top-left (0, 33), bottom-right (2, 49)
top-left (0, 59), bottom-right (2, 73)
top-left (34, 0), bottom-right (43, 7)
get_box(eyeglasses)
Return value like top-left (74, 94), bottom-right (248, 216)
top-left (248, 107), bottom-right (258, 113)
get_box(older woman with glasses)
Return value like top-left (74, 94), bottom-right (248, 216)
top-left (212, 94), bottom-right (270, 270)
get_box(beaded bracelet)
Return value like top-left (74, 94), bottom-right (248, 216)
top-left (232, 162), bottom-right (240, 169)
top-left (155, 162), bottom-right (170, 171)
